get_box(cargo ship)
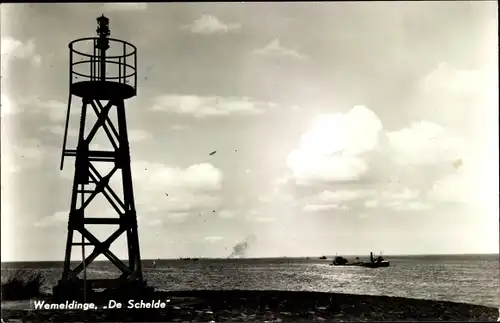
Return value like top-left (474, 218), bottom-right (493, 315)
top-left (331, 252), bottom-right (390, 268)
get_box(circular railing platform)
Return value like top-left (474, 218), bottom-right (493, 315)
top-left (69, 37), bottom-right (137, 100)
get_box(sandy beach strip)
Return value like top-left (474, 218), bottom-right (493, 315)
top-left (1, 290), bottom-right (498, 322)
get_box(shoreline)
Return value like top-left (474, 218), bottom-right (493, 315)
top-left (2, 290), bottom-right (498, 322)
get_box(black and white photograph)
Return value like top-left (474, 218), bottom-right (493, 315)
top-left (1, 2), bottom-right (499, 322)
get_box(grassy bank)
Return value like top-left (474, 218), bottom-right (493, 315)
top-left (1, 290), bottom-right (498, 322)
top-left (1, 269), bottom-right (46, 301)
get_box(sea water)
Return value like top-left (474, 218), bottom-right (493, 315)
top-left (2, 254), bottom-right (498, 308)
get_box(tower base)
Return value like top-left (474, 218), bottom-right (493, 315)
top-left (52, 279), bottom-right (154, 303)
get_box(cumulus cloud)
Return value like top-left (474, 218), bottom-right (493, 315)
top-left (301, 189), bottom-right (373, 213)
top-left (1, 36), bottom-right (42, 67)
top-left (298, 185), bottom-right (432, 214)
top-left (419, 62), bottom-right (486, 95)
top-left (377, 186), bottom-right (433, 211)
top-left (3, 94), bottom-right (62, 119)
top-left (133, 162), bottom-right (223, 191)
top-left (129, 161), bottom-right (223, 223)
top-left (254, 39), bottom-right (306, 59)
top-left (182, 14), bottom-right (241, 35)
top-left (23, 97), bottom-right (150, 142)
top-left (427, 159), bottom-right (495, 204)
top-left (287, 105), bottom-right (466, 186)
top-left (415, 62), bottom-right (497, 141)
top-left (286, 106), bottom-right (383, 184)
top-left (283, 104), bottom-right (483, 211)
top-left (151, 94), bottom-right (275, 118)
top-left (55, 161), bottom-right (224, 226)
top-left (387, 121), bottom-right (463, 166)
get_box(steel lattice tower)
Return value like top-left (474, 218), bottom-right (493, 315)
top-left (54, 15), bottom-right (146, 300)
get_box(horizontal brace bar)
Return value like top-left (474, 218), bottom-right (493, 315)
top-left (91, 151), bottom-right (117, 158)
top-left (83, 218), bottom-right (122, 224)
top-left (63, 149), bottom-right (118, 157)
top-left (88, 157), bottom-right (116, 162)
top-left (63, 150), bottom-right (76, 157)
top-left (76, 190), bottom-right (95, 194)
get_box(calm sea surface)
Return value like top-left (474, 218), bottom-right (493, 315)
top-left (2, 254), bottom-right (499, 308)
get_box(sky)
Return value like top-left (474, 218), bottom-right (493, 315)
top-left (1, 2), bottom-right (498, 262)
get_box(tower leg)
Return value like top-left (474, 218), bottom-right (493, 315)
top-left (54, 98), bottom-right (149, 302)
top-left (116, 99), bottom-right (143, 282)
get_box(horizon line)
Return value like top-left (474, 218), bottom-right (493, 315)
top-left (1, 252), bottom-right (498, 264)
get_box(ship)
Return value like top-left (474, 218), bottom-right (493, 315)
top-left (332, 255), bottom-right (348, 265)
top-left (360, 252), bottom-right (390, 268)
top-left (331, 252), bottom-right (390, 268)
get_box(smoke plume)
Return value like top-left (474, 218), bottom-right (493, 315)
top-left (228, 234), bottom-right (257, 258)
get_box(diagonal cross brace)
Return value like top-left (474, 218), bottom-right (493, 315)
top-left (77, 162), bottom-right (127, 216)
top-left (71, 227), bottom-right (132, 277)
top-left (85, 100), bottom-right (115, 147)
top-left (87, 168), bottom-right (124, 215)
top-left (88, 163), bottom-right (126, 212)
top-left (89, 100), bottom-right (120, 150)
top-left (81, 166), bottom-right (122, 214)
top-left (82, 228), bottom-right (131, 275)
top-left (93, 100), bottom-right (120, 140)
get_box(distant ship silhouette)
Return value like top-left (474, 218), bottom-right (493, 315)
top-left (331, 252), bottom-right (390, 268)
